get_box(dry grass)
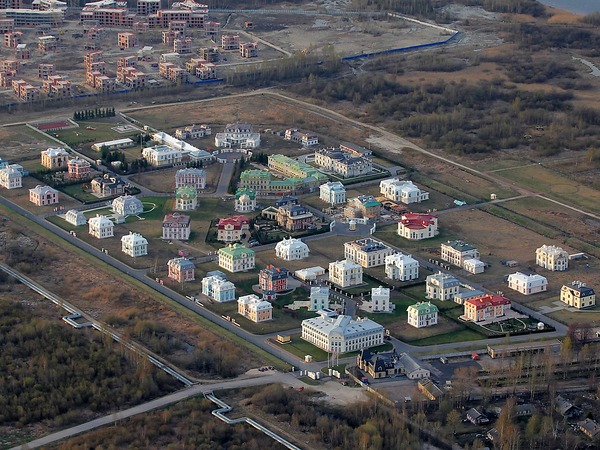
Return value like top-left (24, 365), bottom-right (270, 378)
top-left (1, 176), bottom-right (82, 215)
top-left (130, 164), bottom-right (223, 194)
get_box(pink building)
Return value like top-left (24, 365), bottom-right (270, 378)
top-left (168, 257), bottom-right (195, 282)
top-left (29, 185), bottom-right (58, 206)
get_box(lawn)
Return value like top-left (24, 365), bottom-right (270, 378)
top-left (373, 224), bottom-right (457, 255)
top-left (407, 328), bottom-right (486, 346)
top-left (59, 183), bottom-right (108, 203)
top-left (0, 176), bottom-right (82, 214)
top-left (58, 121), bottom-right (141, 148)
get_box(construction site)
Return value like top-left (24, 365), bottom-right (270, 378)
top-left (0, 0), bottom-right (453, 105)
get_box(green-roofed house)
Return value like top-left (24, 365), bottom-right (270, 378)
top-left (440, 240), bottom-right (480, 267)
top-left (218, 243), bottom-right (256, 273)
top-left (175, 185), bottom-right (197, 211)
top-left (348, 195), bottom-right (382, 217)
top-left (235, 187), bottom-right (256, 213)
top-left (407, 302), bottom-right (439, 328)
top-left (240, 170), bottom-right (270, 190)
top-left (268, 154), bottom-right (328, 183)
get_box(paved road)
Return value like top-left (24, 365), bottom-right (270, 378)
top-left (9, 372), bottom-right (303, 450)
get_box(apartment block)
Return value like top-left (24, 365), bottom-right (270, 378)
top-left (117, 66), bottom-right (145, 89)
top-left (4, 30), bottom-right (21, 47)
top-left (37, 35), bottom-right (57, 52)
top-left (174, 37), bottom-right (191, 53)
top-left (38, 62), bottom-right (55, 78)
top-left (118, 32), bottom-right (137, 48)
top-left (42, 75), bottom-right (70, 97)
top-left (117, 55), bottom-right (136, 67)
top-left (240, 42), bottom-right (257, 58)
top-left (221, 34), bottom-right (239, 50)
top-left (12, 79), bottom-right (39, 101)
top-left (1, 59), bottom-right (18, 72)
top-left (198, 46), bottom-right (218, 62)
top-left (137, 0), bottom-right (159, 16)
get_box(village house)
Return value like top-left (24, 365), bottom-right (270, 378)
top-left (0, 165), bottom-right (22, 189)
top-left (121, 232), bottom-right (148, 257)
top-left (309, 286), bottom-right (329, 311)
top-left (267, 154), bottom-right (328, 183)
top-left (88, 214), bottom-right (114, 239)
top-left (201, 274), bottom-right (236, 302)
top-left (466, 408), bottom-right (489, 425)
top-left (214, 122), bottom-right (260, 148)
top-left (358, 351), bottom-right (430, 380)
top-left (91, 175), bottom-right (126, 197)
top-left (40, 147), bottom-right (69, 169)
top-left (463, 294), bottom-right (511, 322)
top-left (380, 179), bottom-right (429, 204)
top-left (284, 128), bottom-right (318, 147)
top-left (167, 257), bottom-right (195, 282)
top-left (453, 289), bottom-right (486, 305)
top-left (507, 272), bottom-right (548, 295)
top-left (64, 209), bottom-right (86, 226)
top-left (344, 238), bottom-right (395, 268)
top-left (345, 195), bottom-right (381, 219)
top-left (536, 244), bottom-right (569, 271)
top-left (370, 286), bottom-right (393, 313)
top-left (418, 378), bottom-right (443, 400)
top-left (175, 167), bottom-right (206, 190)
top-left (259, 265), bottom-right (288, 292)
top-left (319, 181), bottom-right (346, 205)
top-left (235, 187), bottom-right (256, 213)
top-left (67, 158), bottom-right (91, 179)
top-left (142, 145), bottom-right (183, 167)
top-left (275, 237), bottom-right (309, 260)
top-left (162, 213), bottom-right (191, 240)
top-left (560, 281), bottom-right (595, 309)
top-left (175, 185), bottom-right (197, 211)
top-left (218, 243), bottom-right (255, 273)
top-left (426, 272), bottom-right (460, 301)
top-left (175, 124), bottom-right (211, 139)
top-left (276, 204), bottom-right (314, 231)
top-left (314, 147), bottom-right (373, 177)
top-left (296, 266), bottom-right (326, 282)
top-left (464, 258), bottom-right (485, 274)
top-left (385, 253), bottom-right (419, 281)
top-left (29, 185), bottom-right (58, 206)
top-left (216, 215), bottom-right (249, 242)
top-left (556, 396), bottom-right (581, 418)
top-left (407, 302), bottom-right (438, 328)
top-left (238, 294), bottom-right (272, 323)
top-left (579, 419), bottom-right (600, 439)
top-left (329, 259), bottom-right (363, 288)
top-left (111, 195), bottom-right (143, 216)
top-left (239, 169), bottom-right (270, 191)
top-left (397, 213), bottom-right (438, 240)
top-left (302, 310), bottom-right (384, 353)
top-left (440, 240), bottom-right (480, 267)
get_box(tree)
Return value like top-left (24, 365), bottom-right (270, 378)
top-left (525, 414), bottom-right (541, 449)
top-left (446, 409), bottom-right (460, 435)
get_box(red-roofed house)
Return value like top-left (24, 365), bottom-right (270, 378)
top-left (464, 294), bottom-right (511, 322)
top-left (397, 213), bottom-right (438, 240)
top-left (217, 215), bottom-right (249, 243)
top-left (259, 265), bottom-right (288, 292)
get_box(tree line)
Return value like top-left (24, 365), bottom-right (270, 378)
top-left (72, 108), bottom-right (115, 121)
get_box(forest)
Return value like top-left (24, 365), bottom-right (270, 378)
top-left (0, 298), bottom-right (180, 429)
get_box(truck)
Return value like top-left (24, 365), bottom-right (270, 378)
top-left (471, 353), bottom-right (480, 361)
top-left (440, 356), bottom-right (448, 364)
top-left (361, 377), bottom-right (369, 384)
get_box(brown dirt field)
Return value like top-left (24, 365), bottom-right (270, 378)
top-left (0, 210), bottom-right (263, 379)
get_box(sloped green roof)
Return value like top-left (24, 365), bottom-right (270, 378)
top-left (235, 186), bottom-right (256, 200)
top-left (218, 243), bottom-right (255, 260)
top-left (176, 185), bottom-right (197, 199)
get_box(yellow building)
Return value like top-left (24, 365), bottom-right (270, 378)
top-left (560, 281), bottom-right (595, 309)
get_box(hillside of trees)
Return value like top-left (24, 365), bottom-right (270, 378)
top-left (0, 298), bottom-right (180, 430)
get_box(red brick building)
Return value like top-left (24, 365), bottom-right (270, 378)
top-left (259, 265), bottom-right (288, 292)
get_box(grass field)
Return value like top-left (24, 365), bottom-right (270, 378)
top-left (0, 176), bottom-right (82, 214)
top-left (59, 183), bottom-right (108, 203)
top-left (58, 121), bottom-right (141, 148)
top-left (130, 164), bottom-right (223, 194)
top-left (407, 328), bottom-right (486, 346)
top-left (498, 165), bottom-right (600, 215)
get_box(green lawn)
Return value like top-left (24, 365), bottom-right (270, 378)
top-left (58, 121), bottom-right (141, 148)
top-left (59, 183), bottom-right (105, 203)
top-left (407, 329), bottom-right (486, 346)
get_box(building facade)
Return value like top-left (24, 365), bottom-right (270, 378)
top-left (88, 214), bottom-right (114, 239)
top-left (67, 158), bottom-right (91, 179)
top-left (29, 185), bottom-right (58, 205)
top-left (234, 187), bottom-right (256, 213)
top-left (385, 253), bottom-right (419, 281)
top-left (275, 237), bottom-right (309, 260)
top-left (371, 286), bottom-right (393, 313)
top-left (40, 147), bottom-right (68, 168)
top-left (380, 178), bottom-right (429, 204)
top-left (91, 175), bottom-right (126, 197)
top-left (426, 272), bottom-right (460, 301)
top-left (65, 209), bottom-right (86, 226)
top-left (162, 213), bottom-right (191, 240)
top-left (309, 286), bottom-right (329, 311)
top-left (201, 275), bottom-right (236, 302)
top-left (121, 232), bottom-right (148, 257)
top-left (314, 147), bottom-right (372, 177)
top-left (214, 122), bottom-right (260, 148)
top-left (407, 302), bottom-right (439, 328)
top-left (536, 244), bottom-right (569, 271)
top-left (560, 281), bottom-right (595, 309)
top-left (397, 213), bottom-right (438, 240)
top-left (329, 259), bottom-right (363, 288)
top-left (0, 165), bottom-right (21, 189)
top-left (259, 266), bottom-right (288, 292)
top-left (217, 215), bottom-right (249, 242)
top-left (507, 272), bottom-right (548, 295)
top-left (344, 238), bottom-right (395, 268)
top-left (217, 243), bottom-right (255, 273)
top-left (111, 195), bottom-right (143, 216)
top-left (464, 294), bottom-right (511, 322)
top-left (237, 294), bottom-right (272, 323)
top-left (276, 204), bottom-right (314, 231)
top-left (142, 145), bottom-right (183, 166)
top-left (440, 240), bottom-right (480, 267)
top-left (319, 181), bottom-right (346, 205)
top-left (175, 167), bottom-right (206, 190)
top-left (301, 311), bottom-right (384, 353)
top-left (168, 257), bottom-right (195, 282)
top-left (284, 128), bottom-right (318, 147)
top-left (175, 185), bottom-right (197, 211)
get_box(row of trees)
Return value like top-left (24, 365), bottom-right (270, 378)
top-left (72, 107), bottom-right (115, 121)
